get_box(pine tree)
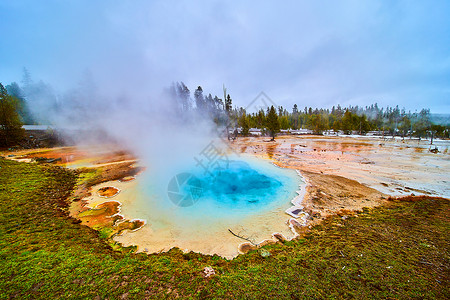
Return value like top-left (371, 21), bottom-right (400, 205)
top-left (194, 86), bottom-right (205, 111)
top-left (240, 112), bottom-right (250, 136)
top-left (266, 105), bottom-right (280, 140)
top-left (224, 92), bottom-right (233, 140)
top-left (176, 82), bottom-right (191, 112)
top-left (0, 83), bottom-right (25, 147)
top-left (292, 104), bottom-right (299, 129)
top-left (6, 82), bottom-right (35, 124)
top-left (225, 94), bottom-right (232, 113)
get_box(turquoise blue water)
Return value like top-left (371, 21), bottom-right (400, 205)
top-left (137, 154), bottom-right (301, 225)
top-left (186, 159), bottom-right (284, 208)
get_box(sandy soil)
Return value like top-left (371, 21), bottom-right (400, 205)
top-left (227, 135), bottom-right (449, 226)
top-left (233, 136), bottom-right (449, 193)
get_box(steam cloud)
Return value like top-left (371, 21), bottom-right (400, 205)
top-left (33, 75), bottom-right (224, 182)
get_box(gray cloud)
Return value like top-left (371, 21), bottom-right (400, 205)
top-left (0, 0), bottom-right (449, 112)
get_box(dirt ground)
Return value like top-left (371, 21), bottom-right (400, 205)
top-left (228, 135), bottom-right (449, 224)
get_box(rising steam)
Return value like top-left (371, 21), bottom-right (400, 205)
top-left (22, 73), bottom-right (228, 191)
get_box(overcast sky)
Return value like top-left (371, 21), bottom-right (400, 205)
top-left (1, 0), bottom-right (449, 113)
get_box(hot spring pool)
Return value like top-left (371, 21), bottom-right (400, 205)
top-left (112, 154), bottom-right (304, 258)
top-left (170, 159), bottom-right (296, 213)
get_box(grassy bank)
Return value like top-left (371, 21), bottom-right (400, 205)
top-left (0, 158), bottom-right (448, 299)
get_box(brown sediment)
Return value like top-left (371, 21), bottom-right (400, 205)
top-left (272, 233), bottom-right (288, 242)
top-left (71, 161), bottom-right (143, 201)
top-left (97, 186), bottom-right (120, 198)
top-left (114, 219), bottom-right (146, 234)
top-left (119, 176), bottom-right (136, 182)
top-left (385, 194), bottom-right (450, 204)
top-left (238, 243), bottom-right (257, 254)
top-left (75, 197), bottom-right (145, 236)
top-left (286, 218), bottom-right (310, 237)
top-left (89, 162), bottom-right (142, 184)
top-left (92, 150), bottom-right (135, 165)
top-left (257, 239), bottom-right (277, 247)
top-left (77, 201), bottom-right (123, 227)
top-left (238, 238), bottom-right (279, 254)
top-left (3, 146), bottom-right (137, 167)
top-left (65, 152), bottom-right (147, 242)
top-left (299, 170), bottom-right (387, 225)
top-left (14, 147), bottom-right (88, 165)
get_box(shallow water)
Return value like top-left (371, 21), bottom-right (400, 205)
top-left (141, 155), bottom-right (298, 222)
top-left (113, 154), bottom-right (302, 258)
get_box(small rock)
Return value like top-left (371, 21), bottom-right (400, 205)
top-left (272, 233), bottom-right (287, 242)
top-left (258, 248), bottom-right (271, 258)
top-left (238, 242), bottom-right (257, 254)
top-left (429, 147), bottom-right (439, 153)
top-left (203, 266), bottom-right (215, 277)
top-left (258, 239), bottom-right (276, 247)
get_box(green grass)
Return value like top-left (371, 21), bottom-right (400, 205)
top-left (75, 167), bottom-right (102, 188)
top-left (0, 158), bottom-right (448, 299)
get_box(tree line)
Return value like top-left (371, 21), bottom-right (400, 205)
top-left (1, 76), bottom-right (448, 147)
top-left (167, 82), bottom-right (449, 140)
top-left (239, 104), bottom-right (448, 139)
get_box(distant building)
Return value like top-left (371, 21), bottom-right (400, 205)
top-left (366, 131), bottom-right (383, 136)
top-left (22, 125), bottom-right (53, 131)
top-left (323, 130), bottom-right (339, 136)
top-left (249, 128), bottom-right (262, 136)
top-left (290, 128), bottom-right (313, 135)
